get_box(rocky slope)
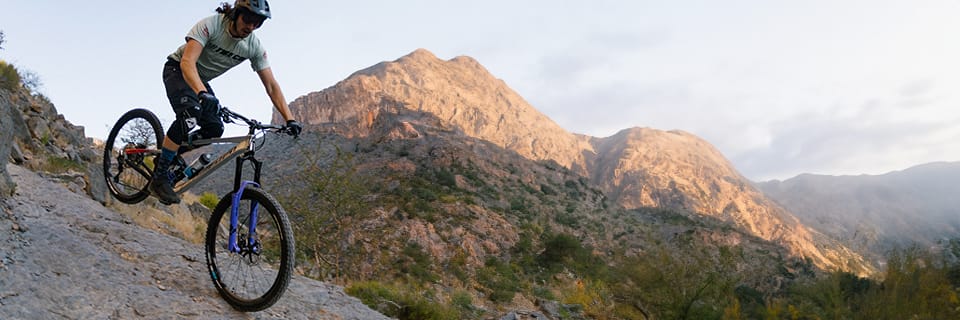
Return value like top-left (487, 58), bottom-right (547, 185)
top-left (757, 162), bottom-right (960, 262)
top-left (0, 165), bottom-right (388, 319)
top-left (0, 86), bottom-right (387, 319)
top-left (279, 48), bottom-right (871, 275)
top-left (0, 84), bottom-right (105, 203)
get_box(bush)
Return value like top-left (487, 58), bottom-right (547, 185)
top-left (0, 60), bottom-right (21, 92)
top-left (346, 281), bottom-right (461, 320)
top-left (41, 157), bottom-right (84, 173)
top-left (398, 242), bottom-right (438, 282)
top-left (198, 191), bottom-right (220, 210)
top-left (477, 257), bottom-right (520, 303)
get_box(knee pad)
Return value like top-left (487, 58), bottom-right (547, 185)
top-left (167, 104), bottom-right (202, 145)
top-left (199, 123), bottom-right (224, 140)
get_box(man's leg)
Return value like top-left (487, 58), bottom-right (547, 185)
top-left (150, 135), bottom-right (181, 204)
top-left (153, 59), bottom-right (210, 205)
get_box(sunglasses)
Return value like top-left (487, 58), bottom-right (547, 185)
top-left (239, 11), bottom-right (266, 27)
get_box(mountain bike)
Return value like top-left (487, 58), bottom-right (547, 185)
top-left (102, 107), bottom-right (296, 312)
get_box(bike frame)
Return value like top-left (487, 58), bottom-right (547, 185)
top-left (122, 108), bottom-right (280, 255)
top-left (173, 133), bottom-right (265, 255)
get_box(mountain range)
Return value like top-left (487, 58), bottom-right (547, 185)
top-left (2, 47), bottom-right (956, 318)
top-left (276, 48), bottom-right (872, 275)
top-left (758, 161), bottom-right (960, 263)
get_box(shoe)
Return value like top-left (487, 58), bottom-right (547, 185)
top-left (150, 156), bottom-right (181, 205)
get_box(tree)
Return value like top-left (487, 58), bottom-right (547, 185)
top-left (285, 144), bottom-right (375, 283)
top-left (0, 30), bottom-right (5, 50)
top-left (617, 244), bottom-right (740, 320)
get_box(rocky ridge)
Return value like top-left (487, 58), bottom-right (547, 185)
top-left (757, 161), bottom-right (960, 262)
top-left (279, 48), bottom-right (872, 275)
top-left (0, 86), bottom-right (105, 203)
top-left (276, 48), bottom-right (594, 174)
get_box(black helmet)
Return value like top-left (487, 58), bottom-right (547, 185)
top-left (235, 0), bottom-right (271, 19)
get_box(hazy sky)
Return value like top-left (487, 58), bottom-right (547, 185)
top-left (2, 1), bottom-right (958, 181)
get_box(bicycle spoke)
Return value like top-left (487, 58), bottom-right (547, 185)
top-left (206, 189), bottom-right (290, 310)
top-left (103, 109), bottom-right (162, 204)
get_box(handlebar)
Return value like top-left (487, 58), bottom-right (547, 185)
top-left (219, 106), bottom-right (295, 136)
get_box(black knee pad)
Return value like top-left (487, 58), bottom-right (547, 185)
top-left (167, 101), bottom-right (203, 145)
top-left (199, 124), bottom-right (224, 140)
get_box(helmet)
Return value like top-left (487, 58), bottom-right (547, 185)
top-left (234, 0), bottom-right (271, 19)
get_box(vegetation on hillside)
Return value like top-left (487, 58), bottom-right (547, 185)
top-left (275, 132), bottom-right (960, 319)
top-left (0, 30), bottom-right (42, 94)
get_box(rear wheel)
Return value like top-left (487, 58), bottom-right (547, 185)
top-left (205, 186), bottom-right (295, 312)
top-left (103, 108), bottom-right (163, 204)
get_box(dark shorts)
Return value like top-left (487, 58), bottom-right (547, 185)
top-left (162, 59), bottom-right (224, 144)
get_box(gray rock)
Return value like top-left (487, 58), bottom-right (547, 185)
top-left (0, 164), bottom-right (389, 319)
top-left (9, 141), bottom-right (24, 165)
top-left (0, 91), bottom-right (16, 197)
top-left (84, 161), bottom-right (108, 205)
top-left (538, 299), bottom-right (562, 319)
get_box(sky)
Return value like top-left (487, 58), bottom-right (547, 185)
top-left (1, 1), bottom-right (959, 181)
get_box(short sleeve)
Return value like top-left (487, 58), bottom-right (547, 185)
top-left (249, 41), bottom-right (270, 71)
top-left (185, 16), bottom-right (217, 46)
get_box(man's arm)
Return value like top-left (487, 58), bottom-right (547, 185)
top-left (179, 39), bottom-right (208, 95)
top-left (257, 67), bottom-right (295, 122)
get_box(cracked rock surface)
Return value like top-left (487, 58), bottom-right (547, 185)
top-left (0, 164), bottom-right (388, 320)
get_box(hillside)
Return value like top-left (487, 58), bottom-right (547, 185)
top-left (757, 162), bottom-right (960, 261)
top-left (279, 48), bottom-right (871, 275)
top-left (223, 119), bottom-right (813, 318)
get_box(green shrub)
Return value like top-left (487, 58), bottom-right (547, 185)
top-left (346, 281), bottom-right (461, 320)
top-left (477, 257), bottom-right (520, 303)
top-left (398, 242), bottom-right (437, 282)
top-left (198, 191), bottom-right (220, 210)
top-left (41, 157), bottom-right (84, 173)
top-left (0, 59), bottom-right (21, 92)
top-left (436, 169), bottom-right (456, 188)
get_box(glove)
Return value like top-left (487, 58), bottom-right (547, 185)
top-left (286, 120), bottom-right (302, 137)
top-left (197, 91), bottom-right (220, 113)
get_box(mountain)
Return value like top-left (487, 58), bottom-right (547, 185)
top-left (275, 48), bottom-right (594, 174)
top-left (279, 48), bottom-right (872, 275)
top-left (757, 162), bottom-right (960, 262)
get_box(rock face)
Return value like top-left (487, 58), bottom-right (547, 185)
top-left (280, 48), bottom-right (871, 275)
top-left (757, 162), bottom-right (960, 262)
top-left (0, 87), bottom-right (106, 204)
top-left (583, 128), bottom-right (869, 273)
top-left (0, 164), bottom-right (388, 319)
top-left (277, 48), bottom-right (594, 174)
top-left (0, 91), bottom-right (15, 196)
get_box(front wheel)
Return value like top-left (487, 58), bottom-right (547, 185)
top-left (103, 108), bottom-right (163, 204)
top-left (205, 186), bottom-right (295, 312)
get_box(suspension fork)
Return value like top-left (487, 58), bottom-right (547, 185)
top-left (228, 152), bottom-right (264, 254)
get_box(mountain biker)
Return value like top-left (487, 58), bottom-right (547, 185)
top-left (152, 0), bottom-right (302, 205)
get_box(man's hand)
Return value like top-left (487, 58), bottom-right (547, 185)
top-left (286, 120), bottom-right (302, 137)
top-left (198, 91), bottom-right (220, 113)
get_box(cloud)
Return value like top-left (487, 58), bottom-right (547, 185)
top-left (729, 88), bottom-right (960, 181)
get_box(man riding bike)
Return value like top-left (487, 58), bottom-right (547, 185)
top-left (153, 0), bottom-right (302, 205)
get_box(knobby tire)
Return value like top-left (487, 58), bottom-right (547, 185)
top-left (102, 108), bottom-right (163, 204)
top-left (205, 186), bottom-right (295, 312)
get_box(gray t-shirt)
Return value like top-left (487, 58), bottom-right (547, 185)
top-left (168, 14), bottom-right (269, 82)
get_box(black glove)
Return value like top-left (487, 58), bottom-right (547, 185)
top-left (197, 91), bottom-right (219, 113)
top-left (286, 120), bottom-right (302, 137)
